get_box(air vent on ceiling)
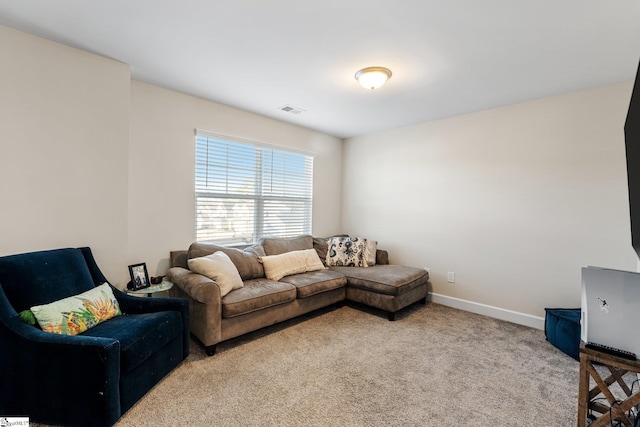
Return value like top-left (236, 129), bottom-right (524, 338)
top-left (278, 104), bottom-right (306, 115)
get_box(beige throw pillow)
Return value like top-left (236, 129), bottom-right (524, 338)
top-left (364, 239), bottom-right (377, 267)
top-left (260, 249), bottom-right (326, 281)
top-left (188, 251), bottom-right (244, 297)
top-left (303, 249), bottom-right (326, 272)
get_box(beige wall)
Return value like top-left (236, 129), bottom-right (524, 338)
top-left (343, 82), bottom-right (638, 319)
top-left (0, 25), bottom-right (130, 284)
top-left (0, 25), bottom-right (343, 288)
top-left (2, 23), bottom-right (636, 320)
top-left (128, 82), bottom-right (343, 276)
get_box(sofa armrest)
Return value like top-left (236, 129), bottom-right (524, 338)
top-left (167, 267), bottom-right (223, 349)
top-left (167, 267), bottom-right (222, 304)
top-left (376, 249), bottom-right (389, 265)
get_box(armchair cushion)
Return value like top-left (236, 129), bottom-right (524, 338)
top-left (82, 310), bottom-right (183, 372)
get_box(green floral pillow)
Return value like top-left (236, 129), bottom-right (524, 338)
top-left (29, 283), bottom-right (122, 335)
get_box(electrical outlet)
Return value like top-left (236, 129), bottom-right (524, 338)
top-left (447, 272), bottom-right (455, 283)
top-left (425, 267), bottom-right (431, 275)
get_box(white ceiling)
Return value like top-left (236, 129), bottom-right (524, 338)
top-left (1, 1), bottom-right (640, 139)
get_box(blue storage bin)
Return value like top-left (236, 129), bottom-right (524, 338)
top-left (544, 308), bottom-right (581, 361)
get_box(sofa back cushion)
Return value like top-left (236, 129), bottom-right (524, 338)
top-left (188, 242), bottom-right (265, 280)
top-left (261, 235), bottom-right (313, 256)
top-left (170, 250), bottom-right (189, 269)
top-left (0, 248), bottom-right (96, 313)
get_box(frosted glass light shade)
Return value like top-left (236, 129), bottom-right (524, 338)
top-left (355, 67), bottom-right (392, 90)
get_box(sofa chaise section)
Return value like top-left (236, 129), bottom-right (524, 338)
top-left (330, 265), bottom-right (429, 320)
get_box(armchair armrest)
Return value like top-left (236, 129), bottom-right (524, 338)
top-left (111, 286), bottom-right (189, 358)
top-left (113, 286), bottom-right (188, 314)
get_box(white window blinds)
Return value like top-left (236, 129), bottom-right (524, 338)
top-left (195, 131), bottom-right (313, 245)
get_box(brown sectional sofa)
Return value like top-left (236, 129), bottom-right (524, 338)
top-left (167, 235), bottom-right (429, 355)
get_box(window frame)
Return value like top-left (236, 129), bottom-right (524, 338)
top-left (194, 129), bottom-right (314, 246)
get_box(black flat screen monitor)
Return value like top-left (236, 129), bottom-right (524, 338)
top-left (625, 59), bottom-right (640, 259)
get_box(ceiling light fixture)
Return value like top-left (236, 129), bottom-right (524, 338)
top-left (354, 66), bottom-right (392, 90)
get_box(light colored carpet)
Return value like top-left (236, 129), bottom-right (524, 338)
top-left (112, 303), bottom-right (579, 426)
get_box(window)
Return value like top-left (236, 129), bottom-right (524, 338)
top-left (195, 130), bottom-right (314, 246)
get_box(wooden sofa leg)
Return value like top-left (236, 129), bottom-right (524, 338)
top-left (205, 345), bottom-right (217, 356)
top-left (388, 312), bottom-right (396, 321)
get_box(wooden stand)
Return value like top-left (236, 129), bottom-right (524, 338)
top-left (578, 341), bottom-right (640, 427)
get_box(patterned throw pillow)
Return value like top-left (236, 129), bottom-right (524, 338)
top-left (30, 283), bottom-right (122, 336)
top-left (325, 236), bottom-right (368, 267)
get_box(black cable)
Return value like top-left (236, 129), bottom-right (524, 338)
top-left (587, 373), bottom-right (640, 426)
top-left (610, 400), bottom-right (623, 427)
top-left (588, 397), bottom-right (608, 422)
top-left (627, 377), bottom-right (640, 424)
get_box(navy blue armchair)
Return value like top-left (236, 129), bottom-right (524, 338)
top-left (0, 247), bottom-right (189, 426)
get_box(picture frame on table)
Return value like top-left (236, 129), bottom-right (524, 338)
top-left (128, 262), bottom-right (150, 290)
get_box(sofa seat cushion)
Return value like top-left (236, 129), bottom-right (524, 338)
top-left (279, 270), bottom-right (347, 299)
top-left (222, 279), bottom-right (296, 318)
top-left (81, 311), bottom-right (182, 373)
top-left (330, 265), bottom-right (428, 296)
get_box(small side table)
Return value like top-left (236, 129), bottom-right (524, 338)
top-left (125, 280), bottom-right (173, 298)
top-left (577, 341), bottom-right (640, 427)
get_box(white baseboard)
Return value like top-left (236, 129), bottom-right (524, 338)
top-left (428, 292), bottom-right (545, 330)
